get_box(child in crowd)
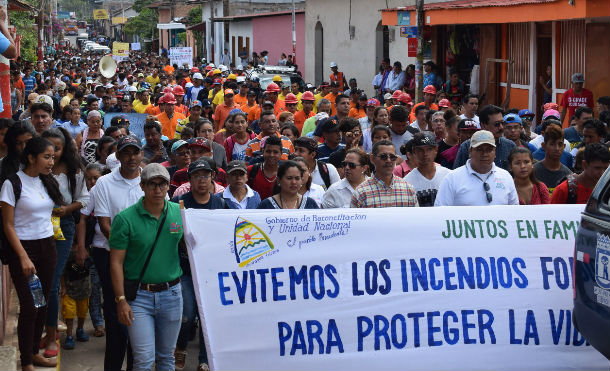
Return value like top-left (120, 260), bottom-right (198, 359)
top-left (61, 252), bottom-right (91, 349)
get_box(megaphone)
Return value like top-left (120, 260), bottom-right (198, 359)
top-left (99, 55), bottom-right (117, 79)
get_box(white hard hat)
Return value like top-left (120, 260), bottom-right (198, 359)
top-left (236, 76), bottom-right (246, 83)
top-left (220, 65), bottom-right (228, 72)
top-left (236, 64), bottom-right (243, 70)
top-left (192, 73), bottom-right (203, 80)
top-left (330, 62), bottom-right (338, 68)
top-left (208, 63), bottom-right (215, 68)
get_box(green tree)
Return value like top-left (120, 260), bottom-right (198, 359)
top-left (123, 7), bottom-right (158, 42)
top-left (9, 10), bottom-right (38, 62)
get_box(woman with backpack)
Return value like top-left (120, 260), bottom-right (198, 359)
top-left (40, 127), bottom-right (89, 357)
top-left (0, 137), bottom-right (66, 370)
top-left (224, 111), bottom-right (255, 162)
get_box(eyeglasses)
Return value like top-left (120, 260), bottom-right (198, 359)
top-left (147, 181), bottom-right (168, 190)
top-left (341, 161), bottom-right (360, 169)
top-left (191, 174), bottom-right (211, 181)
top-left (376, 153), bottom-right (398, 161)
top-left (345, 131), bottom-right (361, 138)
top-left (483, 182), bottom-right (493, 203)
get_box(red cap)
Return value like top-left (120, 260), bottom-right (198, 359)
top-left (213, 78), bottom-right (222, 85)
top-left (172, 85), bottom-right (185, 96)
top-left (398, 93), bottom-right (412, 105)
top-left (266, 83), bottom-right (281, 93)
top-left (204, 65), bottom-right (213, 71)
top-left (158, 93), bottom-right (177, 105)
top-left (438, 98), bottom-right (450, 108)
top-left (391, 90), bottom-right (403, 100)
top-left (423, 85), bottom-right (437, 95)
top-left (284, 93), bottom-right (298, 104)
top-left (224, 89), bottom-right (235, 96)
top-left (366, 98), bottom-right (380, 107)
top-left (301, 91), bottom-right (315, 101)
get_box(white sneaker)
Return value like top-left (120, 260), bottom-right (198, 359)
top-left (197, 363), bottom-right (210, 371)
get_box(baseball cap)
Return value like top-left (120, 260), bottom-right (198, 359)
top-left (188, 158), bottom-right (212, 175)
top-left (470, 130), bottom-right (496, 148)
top-left (141, 163), bottom-right (170, 183)
top-left (542, 109), bottom-right (561, 120)
top-left (305, 83), bottom-right (315, 90)
top-left (171, 140), bottom-right (188, 154)
top-left (366, 98), bottom-right (380, 107)
top-left (503, 113), bottom-right (522, 125)
top-left (571, 73), bottom-right (585, 83)
top-left (262, 100), bottom-right (274, 108)
top-left (458, 119), bottom-right (479, 131)
top-left (294, 137), bottom-right (318, 152)
top-left (543, 102), bottom-right (559, 111)
top-left (117, 136), bottom-right (142, 152)
top-left (224, 89), bottom-right (234, 96)
top-left (226, 160), bottom-right (247, 174)
top-left (190, 100), bottom-right (202, 108)
top-left (518, 109), bottom-right (535, 118)
top-left (34, 94), bottom-right (54, 107)
top-left (247, 90), bottom-right (257, 96)
top-left (412, 132), bottom-right (437, 148)
top-left (213, 78), bottom-right (222, 85)
top-left (438, 99), bottom-right (450, 108)
top-left (384, 93), bottom-right (392, 101)
top-left (27, 93), bottom-right (39, 102)
top-left (318, 118), bottom-right (340, 133)
top-left (188, 137), bottom-right (212, 151)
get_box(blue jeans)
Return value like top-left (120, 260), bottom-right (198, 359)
top-left (176, 274), bottom-right (208, 364)
top-left (88, 257), bottom-right (104, 327)
top-left (46, 216), bottom-right (75, 327)
top-left (127, 283), bottom-right (183, 371)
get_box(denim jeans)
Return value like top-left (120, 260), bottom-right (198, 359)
top-left (88, 257), bottom-right (104, 327)
top-left (176, 274), bottom-right (208, 364)
top-left (127, 283), bottom-right (183, 371)
top-left (46, 216), bottom-right (75, 327)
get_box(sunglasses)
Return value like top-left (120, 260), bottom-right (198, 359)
top-left (341, 161), bottom-right (360, 169)
top-left (377, 153), bottom-right (398, 161)
top-left (483, 182), bottom-right (493, 203)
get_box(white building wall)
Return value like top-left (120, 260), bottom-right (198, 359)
top-left (228, 20), bottom-right (253, 62)
top-left (202, 0), bottom-right (225, 64)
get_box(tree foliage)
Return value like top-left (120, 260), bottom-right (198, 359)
top-left (9, 8), bottom-right (38, 62)
top-left (124, 7), bottom-right (158, 41)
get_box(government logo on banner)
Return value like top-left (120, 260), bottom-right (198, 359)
top-left (233, 217), bottom-right (274, 267)
top-left (596, 233), bottom-right (610, 289)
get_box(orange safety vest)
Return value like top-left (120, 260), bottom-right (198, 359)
top-left (156, 111), bottom-right (186, 138)
top-left (330, 72), bottom-right (346, 90)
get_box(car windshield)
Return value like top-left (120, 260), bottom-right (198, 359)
top-left (258, 74), bottom-right (296, 90)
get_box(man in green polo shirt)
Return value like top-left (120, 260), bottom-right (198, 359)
top-left (109, 163), bottom-right (183, 371)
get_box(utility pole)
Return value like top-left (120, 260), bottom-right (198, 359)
top-left (415, 0), bottom-right (424, 103)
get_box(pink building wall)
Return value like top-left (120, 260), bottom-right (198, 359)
top-left (252, 13), bottom-right (305, 72)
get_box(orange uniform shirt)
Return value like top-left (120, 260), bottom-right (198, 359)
top-left (293, 110), bottom-right (315, 134)
top-left (348, 107), bottom-right (366, 119)
top-left (146, 105), bottom-right (161, 116)
top-left (241, 103), bottom-right (261, 123)
top-left (234, 94), bottom-right (247, 107)
top-left (214, 102), bottom-right (238, 132)
top-left (324, 93), bottom-right (338, 116)
top-left (156, 111), bottom-right (186, 138)
top-left (409, 102), bottom-right (439, 123)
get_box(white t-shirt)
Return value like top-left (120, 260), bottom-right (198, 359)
top-left (303, 183), bottom-right (325, 207)
top-left (80, 186), bottom-right (107, 250)
top-left (434, 160), bottom-right (519, 206)
top-left (311, 162), bottom-right (340, 190)
top-left (230, 141), bottom-right (248, 161)
top-left (92, 167), bottom-right (144, 249)
top-left (459, 114), bottom-right (481, 128)
top-left (0, 170), bottom-right (54, 240)
top-left (404, 165), bottom-right (452, 195)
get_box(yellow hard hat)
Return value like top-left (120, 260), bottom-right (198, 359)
top-left (272, 75), bottom-right (282, 82)
top-left (213, 69), bottom-right (221, 75)
top-left (227, 74), bottom-right (237, 80)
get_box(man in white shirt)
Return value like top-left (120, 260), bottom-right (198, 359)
top-left (293, 137), bottom-right (340, 190)
top-left (404, 132), bottom-right (452, 206)
top-left (459, 94), bottom-right (480, 128)
top-left (91, 136), bottom-right (145, 371)
top-left (386, 61), bottom-right (406, 92)
top-left (435, 130), bottom-right (519, 206)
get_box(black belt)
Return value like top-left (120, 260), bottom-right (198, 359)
top-left (140, 277), bottom-right (180, 292)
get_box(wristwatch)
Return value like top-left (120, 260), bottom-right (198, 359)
top-left (115, 295), bottom-right (126, 303)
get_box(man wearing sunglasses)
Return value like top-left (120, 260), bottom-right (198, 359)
top-left (435, 130), bottom-right (518, 206)
top-left (453, 105), bottom-right (516, 170)
top-left (351, 140), bottom-right (418, 208)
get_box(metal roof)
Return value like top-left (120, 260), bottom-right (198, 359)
top-left (381, 0), bottom-right (557, 12)
top-left (212, 9), bottom-right (304, 22)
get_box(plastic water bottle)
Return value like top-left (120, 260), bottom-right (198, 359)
top-left (28, 274), bottom-right (46, 308)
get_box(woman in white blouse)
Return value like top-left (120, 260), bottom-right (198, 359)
top-left (293, 157), bottom-right (325, 207)
top-left (322, 148), bottom-right (370, 208)
top-left (40, 127), bottom-right (89, 357)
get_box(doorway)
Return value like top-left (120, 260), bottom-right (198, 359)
top-left (315, 21), bottom-right (324, 85)
top-left (535, 22), bottom-right (552, 120)
top-left (375, 21), bottom-right (389, 73)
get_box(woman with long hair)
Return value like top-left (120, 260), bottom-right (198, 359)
top-left (508, 147), bottom-right (550, 205)
top-left (193, 118), bottom-right (228, 170)
top-left (40, 127), bottom-right (89, 355)
top-left (362, 107), bottom-right (390, 153)
top-left (322, 148), bottom-right (370, 208)
top-left (0, 120), bottom-right (36, 183)
top-left (0, 137), bottom-right (65, 370)
top-left (292, 156), bottom-right (325, 207)
top-left (224, 111), bottom-right (255, 162)
top-left (257, 160), bottom-right (319, 209)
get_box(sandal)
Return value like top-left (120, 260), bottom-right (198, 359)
top-left (43, 348), bottom-right (58, 358)
top-left (33, 354), bottom-right (57, 367)
top-left (94, 326), bottom-right (105, 337)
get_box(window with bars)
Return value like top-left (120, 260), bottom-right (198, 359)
top-left (507, 23), bottom-right (530, 86)
top-left (557, 20), bottom-right (585, 90)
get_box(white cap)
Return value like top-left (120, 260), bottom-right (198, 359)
top-left (185, 82), bottom-right (194, 88)
top-left (128, 85), bottom-right (137, 92)
top-left (236, 64), bottom-right (243, 70)
top-left (208, 63), bottom-right (215, 68)
top-left (192, 72), bottom-right (203, 80)
top-left (34, 94), bottom-right (54, 107)
top-left (220, 65), bottom-right (228, 72)
top-left (330, 62), bottom-right (338, 68)
top-left (236, 76), bottom-right (246, 83)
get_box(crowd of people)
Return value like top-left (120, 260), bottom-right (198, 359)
top-left (1, 40), bottom-right (609, 371)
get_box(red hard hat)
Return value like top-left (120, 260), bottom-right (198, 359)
top-left (163, 86), bottom-right (173, 94)
top-left (398, 93), bottom-right (412, 104)
top-left (438, 98), bottom-right (450, 108)
top-left (284, 93), bottom-right (298, 104)
top-left (301, 91), bottom-right (315, 101)
top-left (391, 90), bottom-right (403, 100)
top-left (173, 85), bottom-right (185, 96)
top-left (423, 85), bottom-right (437, 95)
top-left (158, 93), bottom-right (177, 105)
top-left (191, 67), bottom-right (199, 73)
top-left (204, 65), bottom-right (213, 71)
top-left (266, 83), bottom-right (281, 93)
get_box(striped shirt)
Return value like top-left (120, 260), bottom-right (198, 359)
top-left (351, 175), bottom-right (419, 208)
top-left (244, 132), bottom-right (294, 165)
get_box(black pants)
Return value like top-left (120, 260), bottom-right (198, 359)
top-left (91, 247), bottom-right (133, 371)
top-left (8, 237), bottom-right (56, 366)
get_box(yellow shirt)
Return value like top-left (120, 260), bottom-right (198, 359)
top-left (313, 92), bottom-right (324, 113)
top-left (133, 99), bottom-right (152, 114)
top-left (145, 75), bottom-right (160, 89)
top-left (211, 90), bottom-right (225, 106)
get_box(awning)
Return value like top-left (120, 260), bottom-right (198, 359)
top-left (8, 0), bottom-right (36, 12)
top-left (212, 9), bottom-right (304, 22)
top-left (187, 22), bottom-right (206, 31)
top-left (381, 0), bottom-right (608, 26)
top-left (157, 22), bottom-right (186, 30)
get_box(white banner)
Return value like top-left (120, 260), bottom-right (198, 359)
top-left (131, 42), bottom-right (141, 51)
top-left (183, 205), bottom-right (608, 370)
top-left (169, 47), bottom-right (193, 68)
